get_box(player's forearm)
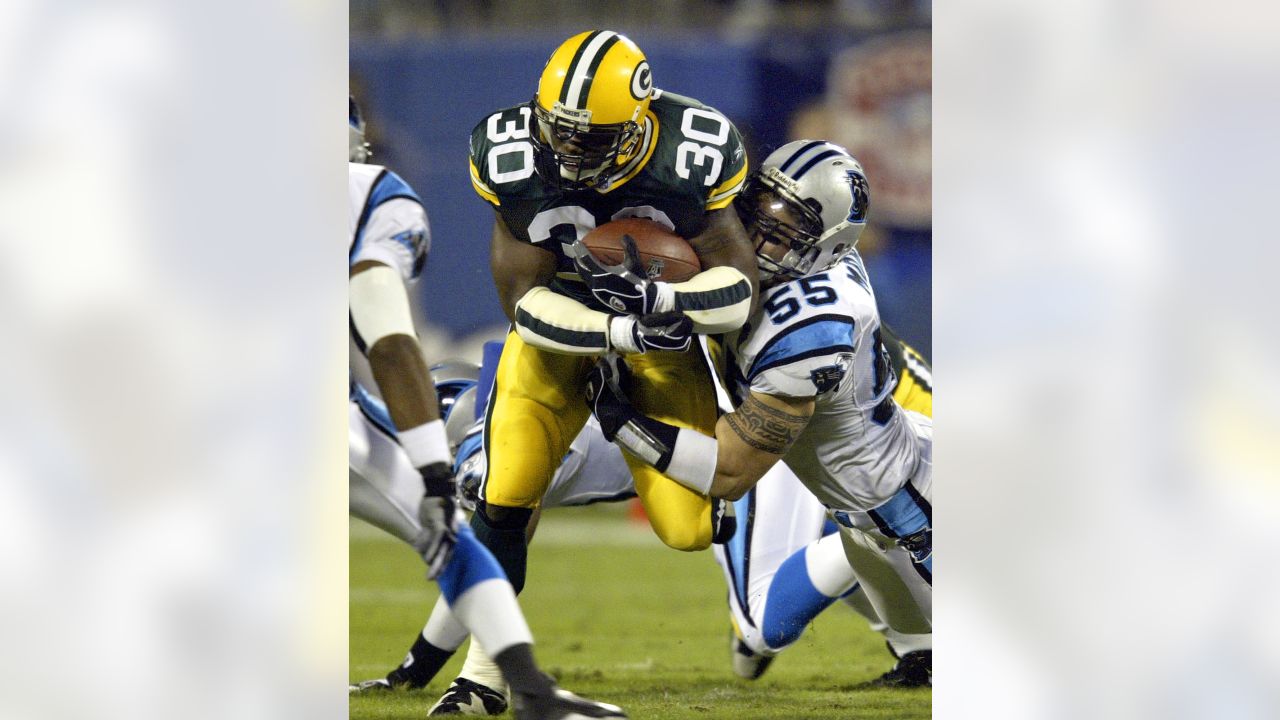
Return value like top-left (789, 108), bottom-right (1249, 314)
top-left (368, 335), bottom-right (439, 429)
top-left (514, 286), bottom-right (613, 354)
top-left (603, 411), bottom-right (757, 500)
top-left (649, 266), bottom-right (752, 333)
top-left (631, 393), bottom-right (813, 498)
top-left (350, 263), bottom-right (451, 470)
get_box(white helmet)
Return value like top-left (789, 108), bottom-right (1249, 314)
top-left (349, 95), bottom-right (371, 163)
top-left (737, 140), bottom-right (870, 280)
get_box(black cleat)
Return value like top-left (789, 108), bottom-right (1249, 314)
top-left (870, 650), bottom-right (931, 688)
top-left (428, 677), bottom-right (509, 716)
top-left (348, 678), bottom-right (393, 694)
top-left (512, 687), bottom-right (627, 720)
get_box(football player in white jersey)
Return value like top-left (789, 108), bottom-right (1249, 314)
top-left (585, 140), bottom-right (933, 655)
top-left (346, 97), bottom-right (626, 720)
top-left (721, 323), bottom-right (932, 687)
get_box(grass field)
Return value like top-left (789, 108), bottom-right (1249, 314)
top-left (351, 506), bottom-right (931, 720)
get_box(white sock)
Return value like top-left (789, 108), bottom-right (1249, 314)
top-left (449, 578), bottom-right (534, 659)
top-left (457, 639), bottom-right (508, 696)
top-left (422, 596), bottom-right (469, 651)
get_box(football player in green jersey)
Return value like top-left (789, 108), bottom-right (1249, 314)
top-left (469, 31), bottom-right (757, 570)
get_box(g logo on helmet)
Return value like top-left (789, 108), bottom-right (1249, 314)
top-left (630, 61), bottom-right (653, 100)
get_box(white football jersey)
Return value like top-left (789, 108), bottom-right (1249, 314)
top-left (725, 252), bottom-right (927, 513)
top-left (349, 162), bottom-right (431, 420)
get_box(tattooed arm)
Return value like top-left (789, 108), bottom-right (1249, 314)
top-left (585, 361), bottom-right (812, 500)
top-left (711, 392), bottom-right (815, 500)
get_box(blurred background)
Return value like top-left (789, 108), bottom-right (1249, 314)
top-left (350, 0), bottom-right (933, 358)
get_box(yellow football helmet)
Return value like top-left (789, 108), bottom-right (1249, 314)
top-left (531, 30), bottom-right (654, 189)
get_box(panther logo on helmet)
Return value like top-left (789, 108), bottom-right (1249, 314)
top-left (531, 31), bottom-right (654, 190)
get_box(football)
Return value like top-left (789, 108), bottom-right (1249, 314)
top-left (581, 218), bottom-right (701, 283)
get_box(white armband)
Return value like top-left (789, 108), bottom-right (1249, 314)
top-left (350, 264), bottom-right (416, 348)
top-left (398, 418), bottom-right (451, 469)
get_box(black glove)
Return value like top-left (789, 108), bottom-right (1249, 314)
top-left (609, 311), bottom-right (693, 354)
top-left (414, 462), bottom-right (459, 580)
top-left (568, 235), bottom-right (661, 315)
top-left (584, 356), bottom-right (682, 471)
top-left (584, 355), bottom-right (639, 442)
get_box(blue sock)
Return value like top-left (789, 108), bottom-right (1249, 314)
top-left (760, 548), bottom-right (840, 650)
top-left (437, 525), bottom-right (508, 604)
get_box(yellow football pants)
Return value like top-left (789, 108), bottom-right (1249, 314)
top-left (892, 342), bottom-right (933, 418)
top-left (481, 331), bottom-right (718, 551)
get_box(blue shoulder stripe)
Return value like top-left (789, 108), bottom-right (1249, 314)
top-left (749, 314), bottom-right (855, 380)
top-left (350, 169), bottom-right (425, 263)
top-left (369, 168), bottom-right (423, 208)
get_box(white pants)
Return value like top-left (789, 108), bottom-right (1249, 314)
top-left (714, 462), bottom-right (933, 653)
top-left (348, 400), bottom-right (423, 544)
top-left (834, 428), bottom-right (933, 636)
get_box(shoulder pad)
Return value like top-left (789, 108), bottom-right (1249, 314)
top-left (469, 106), bottom-right (538, 206)
top-left (751, 350), bottom-right (856, 398)
top-left (747, 315), bottom-right (856, 397)
top-left (650, 95), bottom-right (747, 209)
top-left (350, 168), bottom-right (430, 278)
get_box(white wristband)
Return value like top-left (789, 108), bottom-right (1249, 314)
top-left (651, 281), bottom-right (676, 313)
top-left (608, 315), bottom-right (641, 354)
top-left (398, 419), bottom-right (451, 469)
top-left (666, 428), bottom-right (718, 495)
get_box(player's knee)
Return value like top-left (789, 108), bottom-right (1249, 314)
top-left (650, 519), bottom-right (710, 552)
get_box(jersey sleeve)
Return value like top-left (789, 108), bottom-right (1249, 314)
top-left (351, 169), bottom-right (431, 280)
top-left (468, 120), bottom-right (501, 207)
top-left (704, 116), bottom-right (748, 211)
top-left (747, 317), bottom-right (857, 398)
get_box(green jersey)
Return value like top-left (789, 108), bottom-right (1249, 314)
top-left (469, 91), bottom-right (748, 310)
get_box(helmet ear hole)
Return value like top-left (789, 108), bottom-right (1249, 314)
top-left (801, 199), bottom-right (825, 231)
